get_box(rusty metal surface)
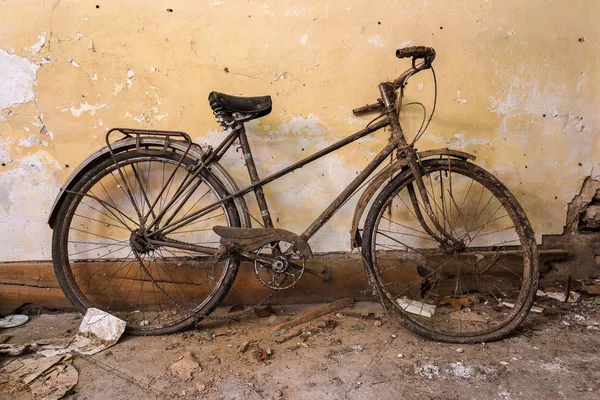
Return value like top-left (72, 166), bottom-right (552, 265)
top-left (47, 137), bottom-right (252, 229)
top-left (350, 149), bottom-right (476, 248)
top-left (213, 226), bottom-right (313, 259)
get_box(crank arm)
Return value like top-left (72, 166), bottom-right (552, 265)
top-left (303, 265), bottom-right (331, 283)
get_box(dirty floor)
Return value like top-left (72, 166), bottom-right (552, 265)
top-left (1, 298), bottom-right (599, 400)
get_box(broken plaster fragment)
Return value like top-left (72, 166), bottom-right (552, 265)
top-left (169, 351), bottom-right (201, 381)
top-left (396, 297), bottom-right (436, 318)
top-left (38, 308), bottom-right (126, 357)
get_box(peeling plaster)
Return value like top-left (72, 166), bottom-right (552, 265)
top-left (126, 70), bottom-right (135, 88)
top-left (0, 138), bottom-right (12, 164)
top-left (299, 31), bottom-right (311, 45)
top-left (368, 35), bottom-right (385, 47)
top-left (0, 151), bottom-right (61, 259)
top-left (29, 32), bottom-right (47, 53)
top-left (432, 133), bottom-right (491, 148)
top-left (18, 134), bottom-right (48, 148)
top-left (0, 49), bottom-right (39, 110)
top-left (0, 0), bottom-right (597, 260)
top-left (69, 102), bottom-right (107, 117)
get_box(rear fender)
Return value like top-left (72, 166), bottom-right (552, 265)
top-left (48, 138), bottom-right (252, 229)
top-left (350, 148), bottom-right (476, 248)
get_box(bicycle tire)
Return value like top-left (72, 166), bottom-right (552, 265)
top-left (52, 149), bottom-right (241, 335)
top-left (362, 158), bottom-right (538, 343)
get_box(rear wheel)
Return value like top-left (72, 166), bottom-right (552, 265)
top-left (52, 149), bottom-right (241, 335)
top-left (362, 159), bottom-right (538, 343)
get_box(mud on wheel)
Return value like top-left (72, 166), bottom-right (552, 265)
top-left (52, 149), bottom-right (241, 335)
top-left (362, 158), bottom-right (538, 343)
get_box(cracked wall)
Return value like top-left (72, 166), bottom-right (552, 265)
top-left (0, 0), bottom-right (599, 262)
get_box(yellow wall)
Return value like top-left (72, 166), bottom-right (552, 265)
top-left (0, 0), bottom-right (598, 260)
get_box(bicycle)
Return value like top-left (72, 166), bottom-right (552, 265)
top-left (48, 46), bottom-right (538, 343)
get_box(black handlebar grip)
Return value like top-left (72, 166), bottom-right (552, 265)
top-left (396, 46), bottom-right (435, 59)
top-left (353, 101), bottom-right (383, 116)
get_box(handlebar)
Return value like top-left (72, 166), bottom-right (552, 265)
top-left (353, 100), bottom-right (384, 116)
top-left (351, 46), bottom-right (436, 116)
top-left (395, 46), bottom-right (435, 60)
top-left (392, 46), bottom-right (436, 89)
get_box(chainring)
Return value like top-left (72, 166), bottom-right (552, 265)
top-left (253, 241), bottom-right (306, 290)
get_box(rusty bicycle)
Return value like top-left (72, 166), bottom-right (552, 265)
top-left (49, 46), bottom-right (538, 343)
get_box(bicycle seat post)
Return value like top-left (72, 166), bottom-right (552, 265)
top-left (236, 123), bottom-right (275, 228)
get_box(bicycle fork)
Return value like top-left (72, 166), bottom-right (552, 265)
top-left (380, 83), bottom-right (459, 248)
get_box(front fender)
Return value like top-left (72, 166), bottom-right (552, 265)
top-left (48, 138), bottom-right (252, 229)
top-left (350, 148), bottom-right (476, 248)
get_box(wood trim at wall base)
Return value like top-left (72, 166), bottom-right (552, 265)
top-left (0, 250), bottom-right (567, 316)
top-left (0, 255), bottom-right (372, 315)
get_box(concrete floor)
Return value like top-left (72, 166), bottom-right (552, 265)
top-left (1, 298), bottom-right (599, 400)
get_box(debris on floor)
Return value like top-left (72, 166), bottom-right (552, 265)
top-left (169, 351), bottom-right (201, 381)
top-left (253, 303), bottom-right (273, 318)
top-left (0, 315), bottom-right (29, 329)
top-left (250, 343), bottom-right (269, 362)
top-left (579, 284), bottom-right (600, 295)
top-left (1, 300), bottom-right (599, 399)
top-left (274, 298), bottom-right (353, 332)
top-left (396, 297), bottom-right (436, 317)
top-left (0, 353), bottom-right (78, 400)
top-left (502, 302), bottom-right (544, 313)
top-left (440, 296), bottom-right (474, 311)
top-left (39, 308), bottom-right (126, 357)
top-left (537, 290), bottom-right (580, 303)
top-left (29, 360), bottom-right (78, 400)
top-left (0, 334), bottom-right (10, 344)
top-left (0, 338), bottom-right (72, 357)
top-left (449, 311), bottom-right (486, 322)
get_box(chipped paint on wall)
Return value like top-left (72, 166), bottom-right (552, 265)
top-left (0, 49), bottom-right (39, 110)
top-left (0, 151), bottom-right (61, 259)
top-left (0, 0), bottom-right (599, 261)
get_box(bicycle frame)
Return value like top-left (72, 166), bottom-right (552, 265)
top-left (142, 62), bottom-right (456, 254)
top-left (147, 115), bottom-right (396, 245)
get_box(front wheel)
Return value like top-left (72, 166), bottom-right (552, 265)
top-left (362, 159), bottom-right (538, 343)
top-left (52, 149), bottom-right (241, 335)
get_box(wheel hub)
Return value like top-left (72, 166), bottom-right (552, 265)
top-left (441, 240), bottom-right (466, 255)
top-left (129, 228), bottom-right (157, 254)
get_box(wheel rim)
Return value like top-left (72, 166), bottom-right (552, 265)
top-left (369, 160), bottom-right (535, 338)
top-left (58, 153), bottom-right (237, 332)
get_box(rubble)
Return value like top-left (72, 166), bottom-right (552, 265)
top-left (169, 351), bottom-right (201, 381)
top-left (0, 314), bottom-right (29, 328)
top-left (274, 298), bottom-right (353, 332)
top-left (39, 308), bottom-right (126, 357)
top-left (0, 353), bottom-right (78, 400)
top-left (440, 297), bottom-right (474, 311)
top-left (396, 297), bottom-right (436, 317)
top-left (537, 290), bottom-right (580, 303)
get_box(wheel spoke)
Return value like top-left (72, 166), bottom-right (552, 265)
top-left (56, 151), bottom-right (240, 334)
top-left (366, 159), bottom-right (536, 342)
